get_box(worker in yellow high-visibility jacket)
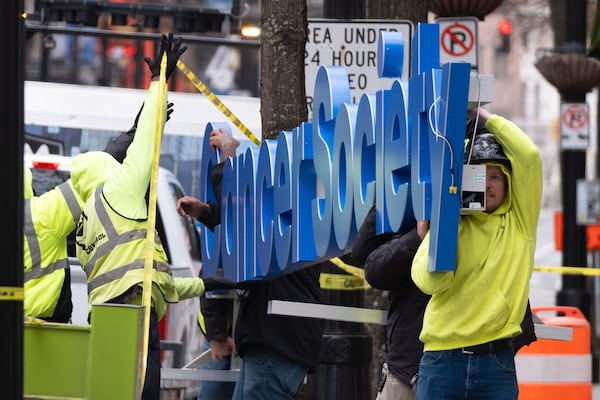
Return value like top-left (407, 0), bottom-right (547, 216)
top-left (71, 34), bottom-right (233, 400)
top-left (23, 165), bottom-right (82, 323)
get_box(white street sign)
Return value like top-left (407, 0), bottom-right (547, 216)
top-left (437, 17), bottom-right (478, 69)
top-left (560, 102), bottom-right (589, 150)
top-left (305, 19), bottom-right (413, 117)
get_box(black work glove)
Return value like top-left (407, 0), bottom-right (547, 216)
top-left (166, 102), bottom-right (174, 122)
top-left (203, 275), bottom-right (237, 292)
top-left (144, 33), bottom-right (187, 81)
top-left (131, 100), bottom-right (173, 125)
top-left (133, 102), bottom-right (144, 127)
top-left (130, 101), bottom-right (173, 126)
top-left (104, 127), bottom-right (135, 163)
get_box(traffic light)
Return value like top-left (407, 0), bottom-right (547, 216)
top-left (497, 18), bottom-right (512, 53)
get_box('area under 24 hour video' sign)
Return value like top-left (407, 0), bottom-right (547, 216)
top-left (305, 19), bottom-right (413, 116)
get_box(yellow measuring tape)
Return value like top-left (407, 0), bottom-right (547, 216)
top-left (0, 286), bottom-right (24, 301)
top-left (176, 59), bottom-right (261, 146)
top-left (140, 52), bottom-right (168, 393)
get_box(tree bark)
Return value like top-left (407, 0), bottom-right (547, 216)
top-left (260, 0), bottom-right (308, 139)
top-left (260, 0), bottom-right (312, 397)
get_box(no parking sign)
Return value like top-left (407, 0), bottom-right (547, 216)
top-left (437, 17), bottom-right (478, 69)
top-left (560, 102), bottom-right (589, 150)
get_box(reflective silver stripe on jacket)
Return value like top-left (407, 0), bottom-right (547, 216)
top-left (81, 187), bottom-right (146, 276)
top-left (83, 187), bottom-right (168, 291)
top-left (58, 180), bottom-right (81, 225)
top-left (24, 258), bottom-right (70, 282)
top-left (88, 259), bottom-right (168, 292)
top-left (23, 182), bottom-right (81, 282)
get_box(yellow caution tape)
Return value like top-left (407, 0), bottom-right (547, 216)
top-left (24, 315), bottom-right (46, 325)
top-left (324, 256), bottom-right (372, 290)
top-left (140, 52), bottom-right (168, 394)
top-left (320, 263), bottom-right (600, 290)
top-left (0, 286), bottom-right (24, 301)
top-left (329, 256), bottom-right (365, 280)
top-left (176, 59), bottom-right (261, 146)
top-left (320, 272), bottom-right (370, 290)
top-left (533, 265), bottom-right (600, 276)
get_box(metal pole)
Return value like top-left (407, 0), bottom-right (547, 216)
top-left (0, 1), bottom-right (25, 398)
top-left (557, 145), bottom-right (589, 315)
top-left (555, 0), bottom-right (590, 326)
top-left (554, 0), bottom-right (595, 383)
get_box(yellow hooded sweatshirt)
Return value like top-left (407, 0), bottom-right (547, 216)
top-left (412, 114), bottom-right (543, 351)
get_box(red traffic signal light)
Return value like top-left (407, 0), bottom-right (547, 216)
top-left (498, 19), bottom-right (512, 36)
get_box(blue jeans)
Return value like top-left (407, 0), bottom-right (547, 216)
top-left (197, 339), bottom-right (236, 400)
top-left (232, 345), bottom-right (307, 400)
top-left (415, 347), bottom-right (518, 400)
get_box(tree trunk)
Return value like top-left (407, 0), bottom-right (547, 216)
top-left (260, 0), bottom-right (311, 397)
top-left (260, 0), bottom-right (308, 139)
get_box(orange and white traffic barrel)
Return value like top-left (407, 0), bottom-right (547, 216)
top-left (515, 306), bottom-right (592, 400)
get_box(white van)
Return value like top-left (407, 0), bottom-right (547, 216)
top-left (24, 80), bottom-right (261, 200)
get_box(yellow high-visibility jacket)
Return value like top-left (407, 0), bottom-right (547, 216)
top-left (24, 166), bottom-right (82, 321)
top-left (72, 81), bottom-right (206, 320)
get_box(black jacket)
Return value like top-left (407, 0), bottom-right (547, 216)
top-left (201, 267), bottom-right (325, 370)
top-left (514, 300), bottom-right (537, 353)
top-left (232, 265), bottom-right (325, 370)
top-left (200, 162), bottom-right (325, 371)
top-left (351, 206), bottom-right (429, 386)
